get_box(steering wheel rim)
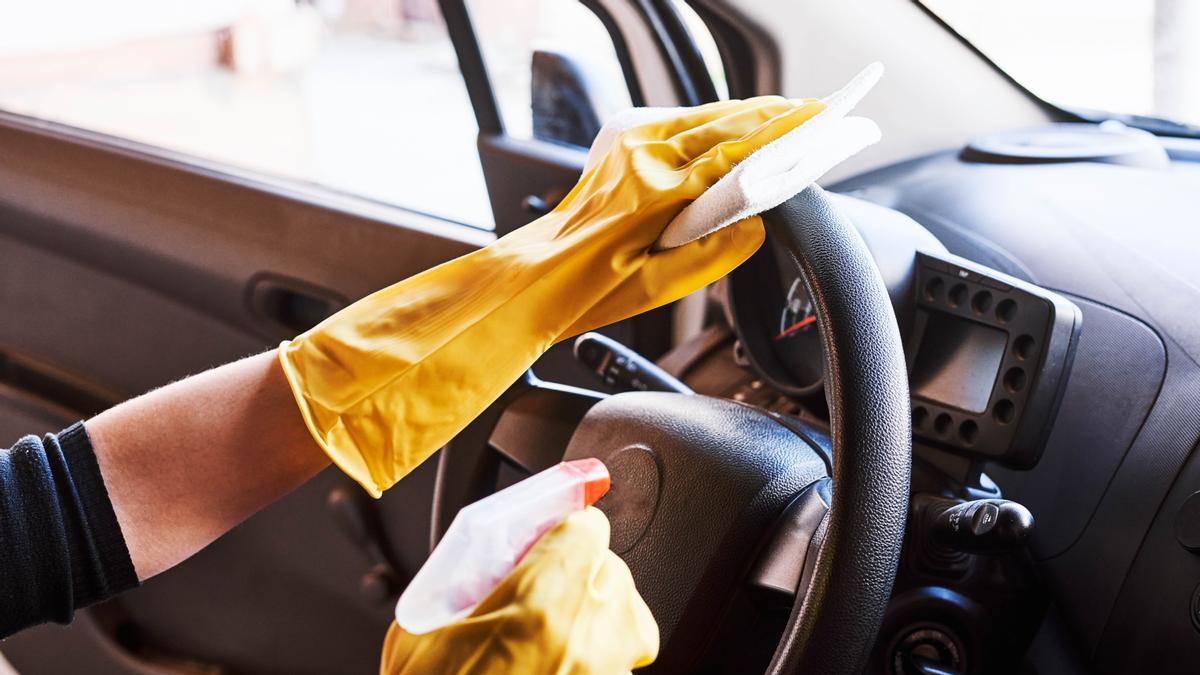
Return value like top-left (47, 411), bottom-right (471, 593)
top-left (761, 186), bottom-right (911, 673)
top-left (431, 185), bottom-right (912, 674)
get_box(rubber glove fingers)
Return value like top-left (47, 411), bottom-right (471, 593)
top-left (615, 99), bottom-right (827, 198)
top-left (380, 507), bottom-right (658, 675)
top-left (550, 97), bottom-right (823, 257)
top-left (658, 63), bottom-right (883, 249)
top-left (661, 97), bottom-right (810, 166)
top-left (617, 96), bottom-right (782, 144)
top-left (681, 102), bottom-right (827, 180)
top-left (552, 100), bottom-right (824, 338)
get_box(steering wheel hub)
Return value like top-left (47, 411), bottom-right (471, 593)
top-left (563, 392), bottom-right (830, 671)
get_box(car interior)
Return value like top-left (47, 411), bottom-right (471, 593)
top-left (2, 0), bottom-right (1199, 673)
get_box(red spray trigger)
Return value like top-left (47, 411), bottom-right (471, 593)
top-left (563, 458), bottom-right (610, 506)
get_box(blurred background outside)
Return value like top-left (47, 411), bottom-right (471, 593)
top-left (1, 0), bottom-right (1197, 231)
top-left (0, 0), bottom-right (634, 229)
top-left (922, 0), bottom-right (1200, 127)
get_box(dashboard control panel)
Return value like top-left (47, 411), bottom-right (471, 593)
top-left (907, 252), bottom-right (1081, 468)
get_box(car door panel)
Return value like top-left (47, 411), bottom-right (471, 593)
top-left (476, 134), bottom-right (584, 236)
top-left (0, 232), bottom-right (252, 445)
top-left (0, 115), bottom-right (482, 673)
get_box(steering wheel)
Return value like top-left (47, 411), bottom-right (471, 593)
top-left (431, 186), bottom-right (912, 674)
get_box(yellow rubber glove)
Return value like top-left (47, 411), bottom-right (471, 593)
top-left (379, 507), bottom-right (658, 674)
top-left (280, 96), bottom-right (826, 496)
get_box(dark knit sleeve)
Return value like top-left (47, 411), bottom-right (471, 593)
top-left (0, 422), bottom-right (138, 638)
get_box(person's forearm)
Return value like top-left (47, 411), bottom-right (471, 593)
top-left (88, 349), bottom-right (329, 580)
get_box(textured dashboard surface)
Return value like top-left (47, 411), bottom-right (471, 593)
top-left (834, 152), bottom-right (1200, 662)
top-left (988, 296), bottom-right (1165, 559)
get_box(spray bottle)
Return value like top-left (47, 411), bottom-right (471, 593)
top-left (394, 458), bottom-right (610, 634)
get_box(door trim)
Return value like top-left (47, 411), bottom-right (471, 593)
top-left (0, 112), bottom-right (489, 336)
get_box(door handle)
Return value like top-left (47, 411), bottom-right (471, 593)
top-left (245, 273), bottom-right (346, 338)
top-left (521, 187), bottom-right (568, 216)
top-left (521, 194), bottom-right (553, 216)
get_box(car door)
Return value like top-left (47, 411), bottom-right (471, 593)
top-left (0, 5), bottom-right (488, 674)
top-left (0, 2), bottom-right (715, 673)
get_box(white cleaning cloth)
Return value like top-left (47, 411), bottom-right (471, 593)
top-left (585, 63), bottom-right (884, 250)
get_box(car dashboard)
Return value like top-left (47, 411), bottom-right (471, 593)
top-left (660, 128), bottom-right (1200, 673)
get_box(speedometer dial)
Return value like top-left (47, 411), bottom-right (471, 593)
top-left (767, 232), bottom-right (818, 337)
top-left (726, 237), bottom-right (826, 396)
top-left (777, 277), bottom-right (817, 340)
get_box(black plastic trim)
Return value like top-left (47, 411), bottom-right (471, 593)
top-left (437, 0), bottom-right (504, 134)
top-left (683, 0), bottom-right (765, 98)
top-left (646, 0), bottom-right (720, 103)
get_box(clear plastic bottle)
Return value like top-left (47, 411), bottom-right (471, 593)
top-left (394, 458), bottom-right (610, 634)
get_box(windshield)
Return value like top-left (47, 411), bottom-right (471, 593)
top-left (920, 0), bottom-right (1200, 133)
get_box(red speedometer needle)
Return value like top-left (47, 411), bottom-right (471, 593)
top-left (774, 315), bottom-right (817, 341)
